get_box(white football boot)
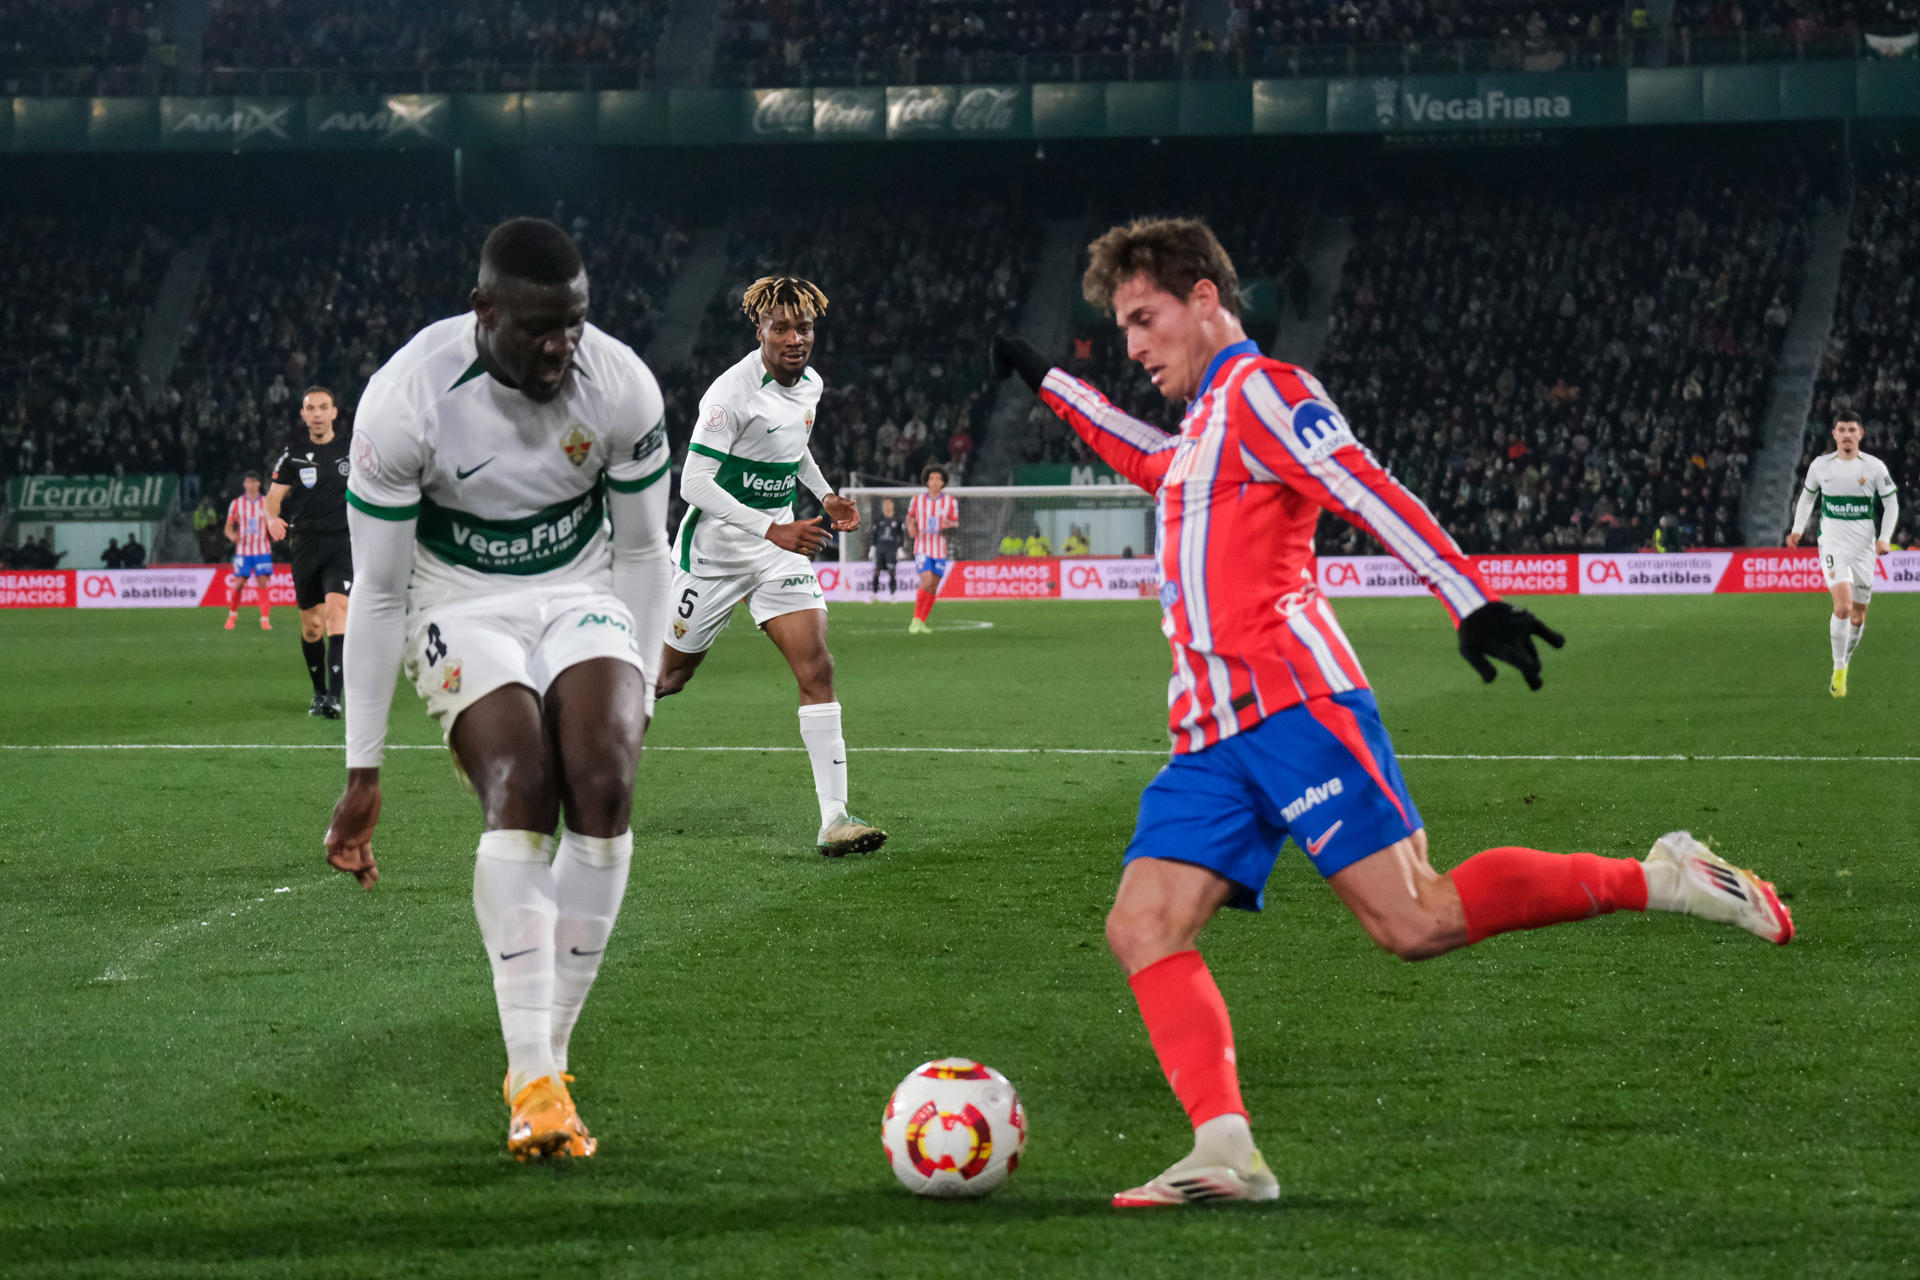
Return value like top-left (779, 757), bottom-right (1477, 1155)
top-left (1112, 1148), bottom-right (1280, 1208)
top-left (1645, 831), bottom-right (1794, 945)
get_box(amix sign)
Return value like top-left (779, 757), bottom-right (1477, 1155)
top-left (7, 474), bottom-right (178, 520)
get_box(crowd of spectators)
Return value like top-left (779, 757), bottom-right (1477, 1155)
top-left (2, 201), bottom-right (687, 551)
top-left (1313, 171), bottom-right (1811, 555)
top-left (718, 0), bottom-right (1185, 83)
top-left (1804, 157), bottom-right (1918, 545)
top-left (0, 214), bottom-right (178, 485)
top-left (657, 199), bottom-right (1038, 520)
top-left (202, 0), bottom-right (667, 78)
top-left (0, 0), bottom-right (165, 69)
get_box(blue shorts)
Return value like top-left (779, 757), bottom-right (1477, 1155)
top-left (1123, 689), bottom-right (1422, 911)
top-left (232, 554), bottom-right (274, 579)
top-left (917, 556), bottom-right (951, 579)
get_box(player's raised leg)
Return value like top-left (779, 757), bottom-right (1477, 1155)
top-left (449, 683), bottom-right (590, 1163)
top-left (762, 607), bottom-right (886, 856)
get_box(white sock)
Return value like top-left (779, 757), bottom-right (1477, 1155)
top-left (1830, 614), bottom-right (1849, 667)
top-left (473, 829), bottom-right (559, 1095)
top-left (798, 701), bottom-right (848, 831)
top-left (1846, 620), bottom-right (1865, 661)
top-left (1640, 855), bottom-right (1684, 913)
top-left (1187, 1113), bottom-right (1256, 1168)
top-left (550, 828), bottom-right (633, 1074)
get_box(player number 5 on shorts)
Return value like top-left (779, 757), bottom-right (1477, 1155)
top-left (677, 587), bottom-right (698, 619)
top-left (426, 622), bottom-right (447, 667)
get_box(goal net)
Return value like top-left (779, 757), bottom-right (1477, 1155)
top-left (836, 484), bottom-right (1156, 566)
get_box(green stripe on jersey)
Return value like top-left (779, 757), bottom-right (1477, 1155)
top-left (346, 490), bottom-right (421, 521)
top-left (608, 460), bottom-right (670, 493)
top-left (688, 442), bottom-right (801, 510)
top-left (677, 507), bottom-right (701, 571)
top-left (416, 484), bottom-right (606, 575)
top-left (1822, 494), bottom-right (1874, 521)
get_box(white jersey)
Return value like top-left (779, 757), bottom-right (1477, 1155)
top-left (1798, 450), bottom-right (1897, 556)
top-left (347, 313), bottom-right (670, 611)
top-left (676, 348), bottom-right (824, 575)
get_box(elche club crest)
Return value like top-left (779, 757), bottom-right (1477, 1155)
top-left (805, 408), bottom-right (815, 434)
top-left (561, 424), bottom-right (595, 467)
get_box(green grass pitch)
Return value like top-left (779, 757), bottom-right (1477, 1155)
top-left (0, 596), bottom-right (1914, 1278)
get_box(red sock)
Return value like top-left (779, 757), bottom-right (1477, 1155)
top-left (1449, 847), bottom-right (1648, 944)
top-left (227, 576), bottom-right (242, 610)
top-left (1127, 950), bottom-right (1246, 1128)
top-left (913, 588), bottom-right (935, 622)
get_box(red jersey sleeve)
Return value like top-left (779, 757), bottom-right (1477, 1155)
top-left (1037, 368), bottom-right (1177, 496)
top-left (1236, 364), bottom-right (1494, 623)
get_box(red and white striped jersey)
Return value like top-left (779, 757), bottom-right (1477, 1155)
top-left (908, 491), bottom-right (959, 559)
top-left (227, 494), bottom-right (271, 557)
top-left (1038, 340), bottom-right (1493, 754)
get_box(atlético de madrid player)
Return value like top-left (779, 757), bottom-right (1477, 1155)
top-left (991, 216), bottom-right (1795, 1210)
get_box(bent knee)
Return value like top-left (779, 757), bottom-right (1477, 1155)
top-left (1364, 915), bottom-right (1453, 962)
top-left (1105, 905), bottom-right (1187, 972)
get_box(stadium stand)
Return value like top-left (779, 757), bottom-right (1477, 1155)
top-left (714, 0), bottom-right (1185, 85)
top-left (1803, 156), bottom-right (1918, 545)
top-left (0, 214), bottom-right (178, 482)
top-left (200, 0), bottom-right (667, 88)
top-left (0, 0), bottom-right (172, 92)
top-left (1312, 171), bottom-right (1813, 554)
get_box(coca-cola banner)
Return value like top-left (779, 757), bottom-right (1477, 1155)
top-left (747, 87), bottom-right (887, 140)
top-left (885, 85), bottom-right (1028, 138)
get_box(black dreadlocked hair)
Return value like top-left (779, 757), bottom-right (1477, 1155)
top-left (741, 275), bottom-right (829, 321)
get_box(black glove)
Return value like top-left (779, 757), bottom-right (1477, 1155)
top-left (1457, 601), bottom-right (1565, 691)
top-left (990, 331), bottom-right (1052, 393)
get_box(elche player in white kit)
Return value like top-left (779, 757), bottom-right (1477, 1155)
top-left (323, 218), bottom-right (674, 1162)
top-left (1787, 414), bottom-right (1898, 698)
top-left (654, 276), bottom-right (886, 858)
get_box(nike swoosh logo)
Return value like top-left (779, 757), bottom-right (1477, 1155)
top-left (498, 947), bottom-right (538, 960)
top-left (766, 425), bottom-right (781, 433)
top-left (456, 458), bottom-right (496, 480)
top-left (1306, 820), bottom-right (1343, 857)
top-left (569, 946), bottom-right (604, 956)
top-left (831, 758), bottom-right (846, 765)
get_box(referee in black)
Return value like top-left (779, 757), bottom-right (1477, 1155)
top-left (266, 386), bottom-right (354, 719)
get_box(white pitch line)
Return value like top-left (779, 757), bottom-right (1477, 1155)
top-left (93, 879), bottom-right (324, 983)
top-left (4, 744), bottom-right (1919, 763)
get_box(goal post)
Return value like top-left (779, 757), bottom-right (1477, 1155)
top-left (836, 484), bottom-right (1156, 564)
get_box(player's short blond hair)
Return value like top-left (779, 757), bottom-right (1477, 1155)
top-left (743, 276), bottom-right (829, 322)
top-left (1082, 217), bottom-right (1241, 318)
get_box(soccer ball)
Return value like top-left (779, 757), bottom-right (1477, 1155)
top-left (882, 1058), bottom-right (1027, 1198)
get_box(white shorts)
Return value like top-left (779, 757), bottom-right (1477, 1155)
top-left (665, 554), bottom-right (825, 655)
top-left (402, 582), bottom-right (649, 737)
top-left (1818, 542), bottom-right (1875, 601)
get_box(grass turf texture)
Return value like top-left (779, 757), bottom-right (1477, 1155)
top-left (0, 596), bottom-right (1913, 1279)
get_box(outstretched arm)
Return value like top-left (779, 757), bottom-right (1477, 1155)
top-left (1237, 366), bottom-right (1562, 688)
top-left (992, 332), bottom-right (1176, 495)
